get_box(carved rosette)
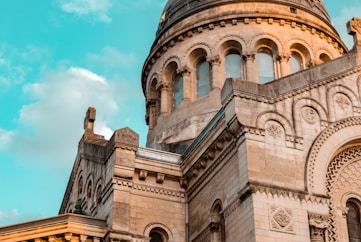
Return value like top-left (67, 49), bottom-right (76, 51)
top-left (302, 107), bottom-right (318, 124)
top-left (265, 121), bottom-right (283, 139)
top-left (334, 93), bottom-right (351, 110)
top-left (269, 205), bottom-right (294, 233)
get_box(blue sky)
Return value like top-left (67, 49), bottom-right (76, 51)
top-left (0, 0), bottom-right (360, 226)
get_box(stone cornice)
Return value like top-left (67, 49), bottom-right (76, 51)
top-left (113, 177), bottom-right (185, 201)
top-left (221, 63), bottom-right (361, 108)
top-left (142, 15), bottom-right (347, 93)
top-left (248, 181), bottom-right (330, 205)
top-left (0, 214), bottom-right (106, 242)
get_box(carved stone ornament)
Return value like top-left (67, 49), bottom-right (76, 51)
top-left (270, 205), bottom-right (294, 233)
top-left (310, 226), bottom-right (326, 242)
top-left (334, 94), bottom-right (351, 110)
top-left (308, 212), bottom-right (329, 229)
top-left (266, 122), bottom-right (283, 138)
top-left (347, 17), bottom-right (361, 46)
top-left (302, 107), bottom-right (318, 124)
top-left (139, 170), bottom-right (147, 180)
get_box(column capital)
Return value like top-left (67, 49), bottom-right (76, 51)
top-left (156, 81), bottom-right (170, 90)
top-left (243, 52), bottom-right (256, 61)
top-left (277, 53), bottom-right (291, 62)
top-left (177, 66), bottom-right (191, 76)
top-left (207, 55), bottom-right (221, 65)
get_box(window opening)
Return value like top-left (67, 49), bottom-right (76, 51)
top-left (347, 201), bottom-right (361, 242)
top-left (290, 52), bottom-right (303, 74)
top-left (225, 53), bottom-right (242, 79)
top-left (197, 59), bottom-right (211, 97)
top-left (257, 49), bottom-right (274, 84)
top-left (174, 74), bottom-right (183, 109)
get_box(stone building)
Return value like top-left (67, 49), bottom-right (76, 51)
top-left (2, 0), bottom-right (361, 241)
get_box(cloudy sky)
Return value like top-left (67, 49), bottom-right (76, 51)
top-left (0, 0), bottom-right (360, 227)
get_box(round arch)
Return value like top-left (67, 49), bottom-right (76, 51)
top-left (144, 222), bottom-right (174, 241)
top-left (306, 117), bottom-right (361, 195)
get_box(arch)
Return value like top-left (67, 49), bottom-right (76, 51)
top-left (306, 117), bottom-right (361, 195)
top-left (86, 173), bottom-right (94, 203)
top-left (253, 38), bottom-right (280, 83)
top-left (326, 85), bottom-right (360, 122)
top-left (76, 170), bottom-right (84, 199)
top-left (94, 177), bottom-right (103, 204)
top-left (144, 222), bottom-right (174, 241)
top-left (217, 39), bottom-right (244, 80)
top-left (210, 199), bottom-right (225, 242)
top-left (146, 72), bottom-right (160, 98)
top-left (316, 49), bottom-right (332, 64)
top-left (248, 34), bottom-right (282, 53)
top-left (256, 111), bottom-right (294, 137)
top-left (216, 35), bottom-right (246, 56)
top-left (325, 144), bottom-right (361, 242)
top-left (186, 43), bottom-right (212, 66)
top-left (293, 98), bottom-right (328, 136)
top-left (288, 40), bottom-right (312, 68)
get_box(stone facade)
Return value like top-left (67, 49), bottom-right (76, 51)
top-left (2, 1), bottom-right (361, 242)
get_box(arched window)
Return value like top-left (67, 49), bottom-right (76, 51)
top-left (173, 74), bottom-right (183, 109)
top-left (319, 53), bottom-right (331, 63)
top-left (347, 200), bottom-right (361, 241)
top-left (290, 51), bottom-right (303, 74)
top-left (211, 200), bottom-right (226, 242)
top-left (257, 48), bottom-right (275, 84)
top-left (78, 176), bottom-right (83, 198)
top-left (225, 52), bottom-right (242, 79)
top-left (87, 180), bottom-right (92, 199)
top-left (149, 228), bottom-right (168, 242)
top-left (197, 59), bottom-right (211, 98)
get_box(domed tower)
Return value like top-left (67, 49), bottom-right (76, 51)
top-left (142, 0), bottom-right (347, 153)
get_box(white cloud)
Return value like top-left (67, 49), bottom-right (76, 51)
top-left (0, 66), bottom-right (120, 174)
top-left (331, 5), bottom-right (361, 49)
top-left (0, 209), bottom-right (44, 227)
top-left (58, 0), bottom-right (113, 22)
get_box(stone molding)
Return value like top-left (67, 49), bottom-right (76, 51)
top-left (113, 178), bottom-right (185, 200)
top-left (221, 66), bottom-right (361, 108)
top-left (249, 182), bottom-right (329, 205)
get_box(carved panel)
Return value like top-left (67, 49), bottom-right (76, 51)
top-left (334, 93), bottom-right (351, 110)
top-left (302, 107), bottom-right (318, 124)
top-left (265, 121), bottom-right (284, 139)
top-left (269, 205), bottom-right (294, 233)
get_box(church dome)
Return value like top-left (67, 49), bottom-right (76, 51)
top-left (142, 0), bottom-right (347, 153)
top-left (156, 0), bottom-right (333, 40)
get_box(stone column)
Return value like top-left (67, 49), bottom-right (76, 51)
top-left (277, 54), bottom-right (290, 77)
top-left (208, 56), bottom-right (222, 90)
top-left (178, 66), bottom-right (191, 102)
top-left (243, 53), bottom-right (257, 83)
top-left (147, 99), bottom-right (159, 129)
top-left (157, 82), bottom-right (170, 115)
top-left (210, 221), bottom-right (222, 242)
